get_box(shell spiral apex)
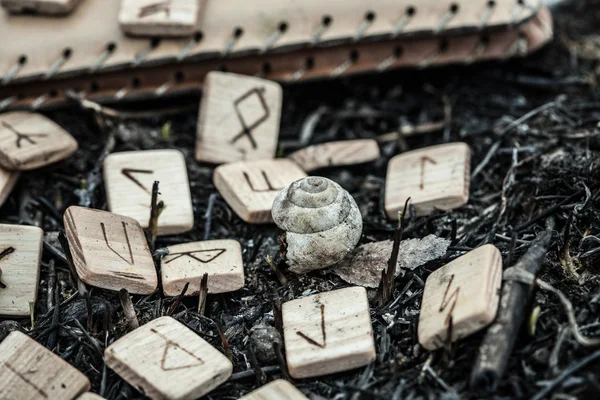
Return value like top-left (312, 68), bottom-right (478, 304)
top-left (271, 176), bottom-right (363, 273)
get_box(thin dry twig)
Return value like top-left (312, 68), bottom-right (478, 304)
top-left (119, 289), bottom-right (139, 331)
top-left (197, 273), bottom-right (209, 315)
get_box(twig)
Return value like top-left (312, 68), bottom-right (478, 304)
top-left (273, 341), bottom-right (291, 381)
top-left (119, 289), bottom-right (139, 331)
top-left (494, 101), bottom-right (555, 135)
top-left (266, 254), bottom-right (287, 285)
top-left (215, 322), bottom-right (232, 361)
top-left (166, 282), bottom-right (189, 317)
top-left (197, 273), bottom-right (208, 315)
top-left (46, 259), bottom-right (56, 311)
top-left (247, 346), bottom-right (268, 385)
top-left (148, 181), bottom-right (161, 252)
top-left (203, 193), bottom-right (218, 240)
top-left (470, 221), bottom-right (554, 391)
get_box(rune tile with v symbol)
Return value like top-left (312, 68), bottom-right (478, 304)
top-left (161, 239), bottom-right (244, 296)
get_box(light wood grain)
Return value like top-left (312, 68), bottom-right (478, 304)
top-left (119, 0), bottom-right (200, 37)
top-left (282, 286), bottom-right (376, 379)
top-left (76, 393), bottom-right (105, 400)
top-left (0, 331), bottom-right (90, 400)
top-left (64, 206), bottom-right (157, 294)
top-left (0, 112), bottom-right (78, 171)
top-left (385, 142), bottom-right (470, 219)
top-left (239, 380), bottom-right (308, 400)
top-left (0, 166), bottom-right (19, 208)
top-left (103, 149), bottom-right (194, 236)
top-left (213, 159), bottom-right (307, 223)
top-left (162, 239), bottom-right (244, 296)
top-left (418, 244), bottom-right (502, 351)
top-left (1, 0), bottom-right (79, 14)
top-left (105, 316), bottom-right (232, 400)
top-left (0, 224), bottom-right (42, 316)
top-left (196, 72), bottom-right (283, 164)
top-left (288, 139), bottom-right (380, 172)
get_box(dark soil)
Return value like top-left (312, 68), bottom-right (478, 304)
top-left (3, 1), bottom-right (600, 399)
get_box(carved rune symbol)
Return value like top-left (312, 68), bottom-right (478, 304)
top-left (297, 303), bottom-right (327, 348)
top-left (243, 170), bottom-right (282, 192)
top-left (121, 168), bottom-right (153, 194)
top-left (164, 248), bottom-right (226, 264)
top-left (138, 0), bottom-right (171, 18)
top-left (419, 155), bottom-right (437, 190)
top-left (101, 222), bottom-right (134, 265)
top-left (1, 121), bottom-right (48, 148)
top-left (230, 87), bottom-right (270, 149)
top-left (151, 328), bottom-right (204, 370)
top-left (5, 363), bottom-right (48, 398)
top-left (0, 246), bottom-right (15, 289)
top-left (439, 274), bottom-right (460, 325)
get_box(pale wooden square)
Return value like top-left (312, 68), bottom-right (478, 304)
top-left (119, 0), bottom-right (199, 37)
top-left (385, 143), bottom-right (470, 219)
top-left (161, 239), bottom-right (244, 297)
top-left (76, 394), bottom-right (105, 400)
top-left (1, 0), bottom-right (80, 14)
top-left (240, 380), bottom-right (308, 400)
top-left (288, 139), bottom-right (380, 172)
top-left (418, 244), bottom-right (502, 351)
top-left (0, 224), bottom-right (42, 316)
top-left (64, 206), bottom-right (157, 294)
top-left (282, 286), bottom-right (376, 379)
top-left (105, 316), bottom-right (232, 400)
top-left (0, 167), bottom-right (18, 209)
top-left (0, 112), bottom-right (78, 171)
top-left (214, 159), bottom-right (307, 223)
top-left (196, 72), bottom-right (283, 164)
top-left (0, 331), bottom-right (90, 400)
top-left (103, 149), bottom-right (194, 236)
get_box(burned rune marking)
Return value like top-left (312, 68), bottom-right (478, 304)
top-left (439, 274), bottom-right (460, 325)
top-left (1, 121), bottom-right (48, 148)
top-left (419, 155), bottom-right (437, 190)
top-left (164, 248), bottom-right (226, 264)
top-left (0, 246), bottom-right (15, 289)
top-left (101, 222), bottom-right (134, 265)
top-left (243, 170), bottom-right (281, 192)
top-left (138, 0), bottom-right (171, 18)
top-left (230, 87), bottom-right (270, 149)
top-left (121, 168), bottom-right (153, 194)
top-left (297, 303), bottom-right (327, 348)
top-left (5, 363), bottom-right (48, 398)
top-left (150, 328), bottom-right (204, 370)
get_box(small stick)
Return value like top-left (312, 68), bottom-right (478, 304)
top-left (215, 322), bottom-right (232, 361)
top-left (266, 255), bottom-right (287, 285)
top-left (470, 219), bottom-right (554, 391)
top-left (166, 282), bottom-right (189, 316)
top-left (273, 341), bottom-right (291, 381)
top-left (197, 273), bottom-right (208, 315)
top-left (46, 259), bottom-right (56, 311)
top-left (119, 289), bottom-right (139, 331)
top-left (247, 346), bottom-right (268, 385)
top-left (148, 181), bottom-right (161, 252)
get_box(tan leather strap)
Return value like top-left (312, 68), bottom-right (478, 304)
top-left (0, 7), bottom-right (553, 111)
top-left (0, 0), bottom-right (542, 84)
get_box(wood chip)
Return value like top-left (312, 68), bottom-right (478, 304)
top-left (119, 0), bottom-right (200, 37)
top-left (282, 286), bottom-right (376, 379)
top-left (240, 380), bottom-right (308, 400)
top-left (1, 0), bottom-right (80, 14)
top-left (0, 331), bottom-right (90, 399)
top-left (161, 239), bottom-right (244, 297)
top-left (0, 224), bottom-right (42, 316)
top-left (0, 112), bottom-right (78, 170)
top-left (103, 149), bottom-right (194, 236)
top-left (196, 72), bottom-right (283, 164)
top-left (213, 159), bottom-right (307, 223)
top-left (105, 316), bottom-right (232, 400)
top-left (385, 143), bottom-right (470, 219)
top-left (64, 206), bottom-right (157, 294)
top-left (418, 244), bottom-right (502, 351)
top-left (288, 139), bottom-right (380, 172)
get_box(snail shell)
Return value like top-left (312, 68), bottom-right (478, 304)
top-left (271, 176), bottom-right (363, 273)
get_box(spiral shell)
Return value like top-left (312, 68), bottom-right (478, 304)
top-left (271, 176), bottom-right (363, 273)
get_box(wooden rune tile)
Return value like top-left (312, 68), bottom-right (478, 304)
top-left (63, 206), bottom-right (157, 294)
top-left (0, 112), bottom-right (78, 171)
top-left (119, 0), bottom-right (200, 37)
top-left (1, 0), bottom-right (81, 14)
top-left (282, 286), bottom-right (376, 379)
top-left (0, 331), bottom-right (90, 400)
top-left (240, 380), bottom-right (308, 400)
top-left (196, 72), bottom-right (283, 164)
top-left (0, 167), bottom-right (19, 209)
top-left (161, 239), bottom-right (244, 297)
top-left (213, 159), bottom-right (307, 223)
top-left (105, 316), bottom-right (232, 400)
top-left (0, 224), bottom-right (43, 316)
top-left (76, 394), bottom-right (105, 400)
top-left (385, 143), bottom-right (470, 219)
top-left (418, 244), bottom-right (502, 351)
top-left (103, 149), bottom-right (194, 236)
top-left (288, 139), bottom-right (381, 173)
